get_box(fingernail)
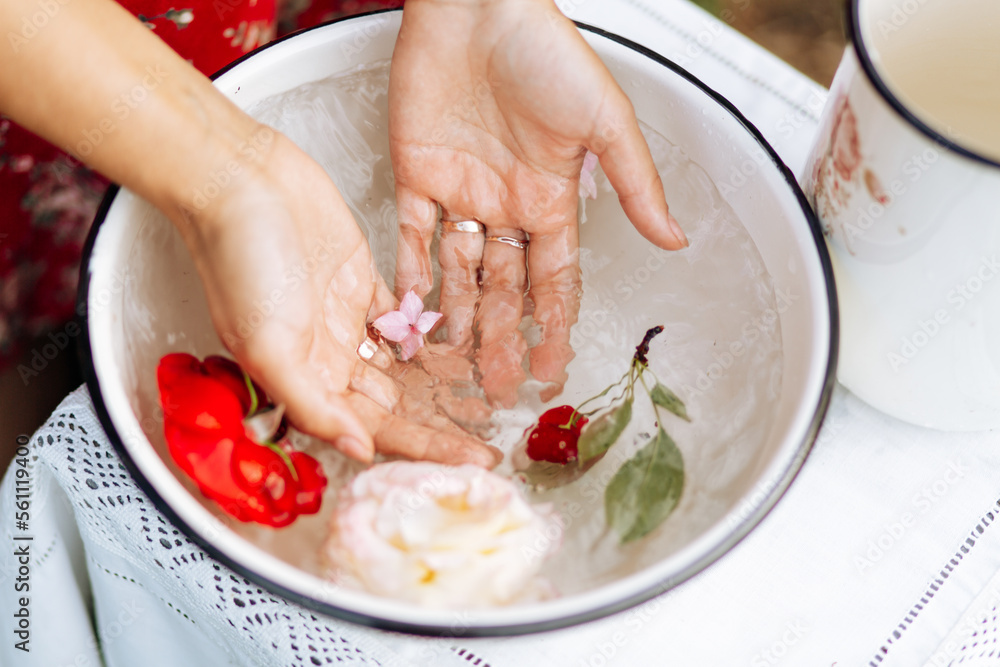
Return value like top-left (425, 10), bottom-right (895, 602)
top-left (667, 212), bottom-right (689, 248)
top-left (467, 445), bottom-right (503, 469)
top-left (336, 436), bottom-right (373, 463)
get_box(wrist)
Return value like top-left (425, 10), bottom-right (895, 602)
top-left (149, 87), bottom-right (277, 234)
top-left (161, 115), bottom-right (277, 228)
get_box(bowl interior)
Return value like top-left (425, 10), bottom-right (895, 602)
top-left (82, 13), bottom-right (834, 633)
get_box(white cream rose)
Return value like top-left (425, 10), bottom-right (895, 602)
top-left (324, 461), bottom-right (561, 608)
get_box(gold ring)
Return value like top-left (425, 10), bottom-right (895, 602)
top-left (442, 219), bottom-right (485, 233)
top-left (485, 235), bottom-right (528, 250)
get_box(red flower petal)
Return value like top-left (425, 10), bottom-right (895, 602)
top-left (203, 355), bottom-right (254, 413)
top-left (161, 374), bottom-right (245, 438)
top-left (289, 450), bottom-right (327, 515)
top-left (157, 353), bottom-right (326, 528)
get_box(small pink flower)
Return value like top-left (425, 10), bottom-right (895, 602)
top-left (372, 290), bottom-right (442, 361)
top-left (578, 151), bottom-right (599, 200)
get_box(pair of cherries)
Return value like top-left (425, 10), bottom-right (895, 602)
top-left (157, 354), bottom-right (327, 527)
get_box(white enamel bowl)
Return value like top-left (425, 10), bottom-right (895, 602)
top-left (79, 11), bottom-right (837, 635)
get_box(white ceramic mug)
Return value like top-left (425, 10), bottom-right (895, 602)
top-left (804, 0), bottom-right (1000, 430)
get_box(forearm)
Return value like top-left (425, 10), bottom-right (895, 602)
top-left (0, 0), bottom-right (266, 227)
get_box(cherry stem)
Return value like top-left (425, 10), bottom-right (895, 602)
top-left (569, 367), bottom-right (633, 425)
top-left (556, 326), bottom-right (662, 430)
top-left (242, 370), bottom-right (259, 417)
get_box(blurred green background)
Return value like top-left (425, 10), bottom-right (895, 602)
top-left (689, 0), bottom-right (846, 85)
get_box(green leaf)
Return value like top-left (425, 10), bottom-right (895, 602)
top-left (605, 428), bottom-right (685, 544)
top-left (578, 398), bottom-right (633, 463)
top-left (650, 383), bottom-right (690, 422)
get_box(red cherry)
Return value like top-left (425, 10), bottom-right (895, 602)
top-left (537, 405), bottom-right (583, 427)
top-left (525, 406), bottom-right (588, 465)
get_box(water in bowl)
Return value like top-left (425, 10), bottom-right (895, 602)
top-left (216, 60), bottom-right (783, 595)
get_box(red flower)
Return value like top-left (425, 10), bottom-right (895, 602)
top-left (156, 353), bottom-right (327, 527)
top-left (525, 405), bottom-right (589, 465)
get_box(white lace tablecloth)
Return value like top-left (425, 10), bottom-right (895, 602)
top-left (5, 1), bottom-right (1000, 665)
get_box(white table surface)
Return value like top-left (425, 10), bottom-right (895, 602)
top-left (3, 2), bottom-right (1000, 666)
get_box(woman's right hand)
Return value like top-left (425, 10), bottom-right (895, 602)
top-left (176, 129), bottom-right (501, 468)
top-left (0, 0), bottom-right (497, 466)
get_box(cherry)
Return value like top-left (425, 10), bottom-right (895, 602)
top-left (525, 406), bottom-right (588, 465)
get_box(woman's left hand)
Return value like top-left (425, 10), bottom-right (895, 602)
top-left (389, 0), bottom-right (687, 408)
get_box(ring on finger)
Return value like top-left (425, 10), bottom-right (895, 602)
top-left (357, 324), bottom-right (387, 361)
top-left (485, 235), bottom-right (529, 250)
top-left (442, 219), bottom-right (485, 234)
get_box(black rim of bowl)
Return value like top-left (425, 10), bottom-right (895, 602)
top-left (847, 0), bottom-right (1000, 170)
top-left (77, 9), bottom-right (839, 637)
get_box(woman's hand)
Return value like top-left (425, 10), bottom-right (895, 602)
top-left (0, 0), bottom-right (497, 466)
top-left (389, 0), bottom-right (687, 407)
top-left (176, 132), bottom-right (500, 467)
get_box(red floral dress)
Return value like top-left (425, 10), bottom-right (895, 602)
top-left (0, 0), bottom-right (400, 370)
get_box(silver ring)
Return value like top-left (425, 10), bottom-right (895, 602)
top-left (357, 337), bottom-right (379, 360)
top-left (485, 235), bottom-right (528, 250)
top-left (442, 219), bottom-right (485, 233)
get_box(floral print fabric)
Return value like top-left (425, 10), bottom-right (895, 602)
top-left (0, 0), bottom-right (401, 370)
